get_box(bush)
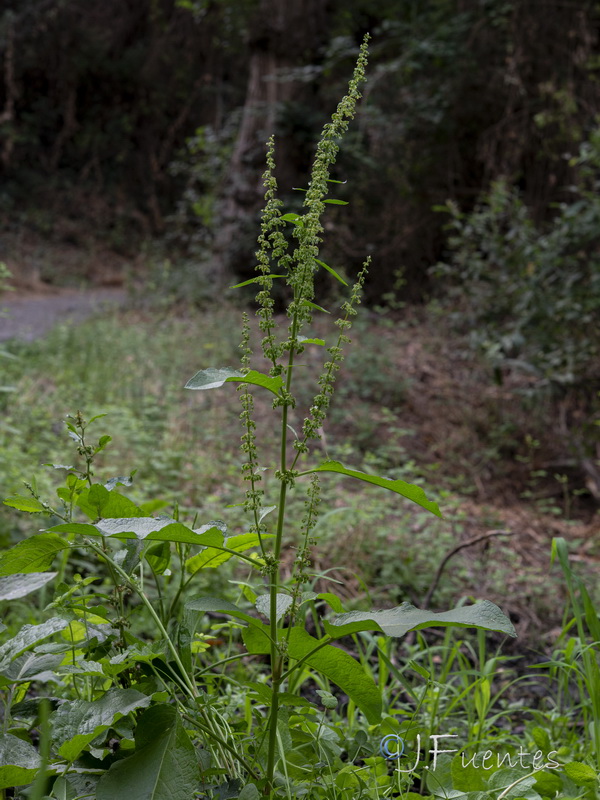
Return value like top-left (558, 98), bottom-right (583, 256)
top-left (434, 134), bottom-right (600, 393)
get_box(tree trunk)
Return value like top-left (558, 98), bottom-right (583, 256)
top-left (212, 0), bottom-right (328, 286)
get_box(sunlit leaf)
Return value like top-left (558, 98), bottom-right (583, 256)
top-left (0, 572), bottom-right (57, 600)
top-left (47, 520), bottom-right (225, 547)
top-left (323, 600), bottom-right (516, 639)
top-left (255, 593), bottom-right (293, 622)
top-left (185, 368), bottom-right (283, 395)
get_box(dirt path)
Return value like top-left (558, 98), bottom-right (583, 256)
top-left (0, 288), bottom-right (127, 342)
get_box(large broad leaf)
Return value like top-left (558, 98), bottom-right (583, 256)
top-left (0, 534), bottom-right (71, 576)
top-left (185, 368), bottom-right (283, 396)
top-left (47, 520), bottom-right (225, 547)
top-left (0, 572), bottom-right (57, 600)
top-left (242, 625), bottom-right (381, 724)
top-left (0, 734), bottom-right (41, 789)
top-left (322, 600), bottom-right (516, 640)
top-left (52, 688), bottom-right (151, 761)
top-left (0, 653), bottom-right (63, 688)
top-left (0, 619), bottom-right (69, 670)
top-left (96, 705), bottom-right (197, 800)
top-left (185, 532), bottom-right (267, 573)
top-left (304, 460), bottom-right (442, 518)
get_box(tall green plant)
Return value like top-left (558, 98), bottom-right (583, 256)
top-left (185, 35), bottom-right (515, 797)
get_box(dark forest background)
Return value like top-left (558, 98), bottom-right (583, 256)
top-left (1, 0), bottom-right (598, 298)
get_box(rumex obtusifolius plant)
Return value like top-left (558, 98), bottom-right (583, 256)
top-left (185, 34), bottom-right (515, 797)
top-left (0, 37), bottom-right (515, 800)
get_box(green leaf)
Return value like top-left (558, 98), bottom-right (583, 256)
top-left (487, 768), bottom-right (538, 799)
top-left (323, 600), bottom-right (516, 639)
top-left (86, 484), bottom-right (109, 515)
top-left (230, 275), bottom-right (286, 289)
top-left (409, 659), bottom-right (431, 680)
top-left (0, 619), bottom-right (69, 669)
top-left (323, 198), bottom-right (349, 205)
top-left (52, 688), bottom-right (151, 761)
top-left (3, 495), bottom-right (46, 513)
top-left (317, 592), bottom-right (345, 613)
top-left (255, 593), bottom-right (293, 622)
top-left (88, 413), bottom-right (108, 424)
top-left (96, 705), bottom-right (197, 800)
top-left (47, 520), bottom-right (225, 547)
top-left (425, 755), bottom-right (464, 798)
top-left (532, 770), bottom-right (563, 798)
top-left (304, 460), bottom-right (443, 517)
top-left (451, 752), bottom-right (486, 791)
top-left (314, 259), bottom-right (348, 286)
top-left (96, 435), bottom-right (112, 453)
top-left (185, 368), bottom-right (283, 396)
top-left (185, 531), bottom-right (267, 572)
top-left (0, 534), bottom-right (69, 576)
top-left (0, 653), bottom-right (63, 687)
top-left (242, 626), bottom-right (381, 723)
top-left (316, 689), bottom-right (338, 709)
top-left (280, 213), bottom-right (303, 224)
top-left (302, 300), bottom-right (330, 314)
top-left (238, 785), bottom-right (260, 800)
top-left (104, 473), bottom-right (135, 491)
top-left (0, 734), bottom-right (41, 789)
top-left (76, 487), bottom-right (145, 520)
top-left (145, 542), bottom-right (171, 575)
top-left (298, 335), bottom-right (325, 346)
top-left (184, 596), bottom-right (261, 629)
top-left (531, 726), bottom-right (551, 752)
top-left (563, 762), bottom-right (597, 787)
top-left (0, 572), bottom-right (57, 600)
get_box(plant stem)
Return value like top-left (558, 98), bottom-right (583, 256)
top-left (265, 315), bottom-right (299, 795)
top-left (181, 711), bottom-right (260, 781)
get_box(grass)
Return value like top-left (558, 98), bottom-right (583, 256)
top-left (0, 300), bottom-right (600, 797)
top-left (1, 301), bottom-right (598, 634)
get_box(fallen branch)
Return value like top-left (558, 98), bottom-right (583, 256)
top-left (424, 529), bottom-right (514, 608)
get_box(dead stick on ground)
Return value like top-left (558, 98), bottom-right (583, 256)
top-left (424, 530), bottom-right (514, 609)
